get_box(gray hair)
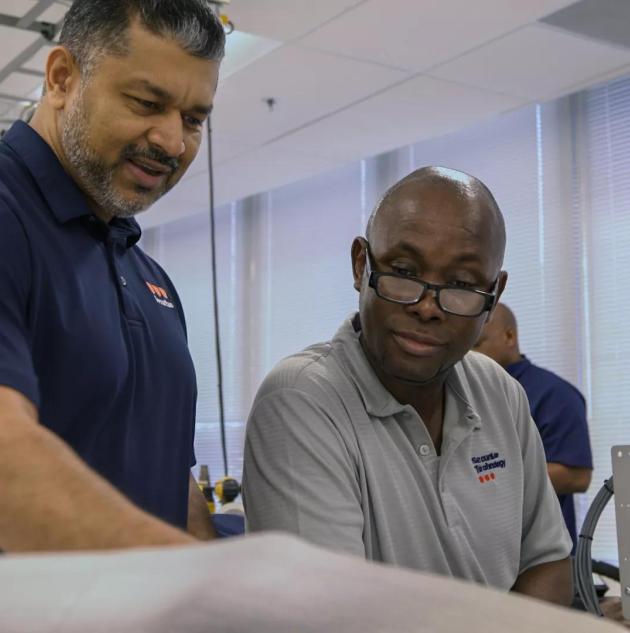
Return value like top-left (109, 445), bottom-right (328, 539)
top-left (59, 0), bottom-right (225, 77)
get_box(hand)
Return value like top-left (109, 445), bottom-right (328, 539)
top-left (600, 597), bottom-right (630, 628)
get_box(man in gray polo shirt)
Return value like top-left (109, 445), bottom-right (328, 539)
top-left (242, 166), bottom-right (572, 605)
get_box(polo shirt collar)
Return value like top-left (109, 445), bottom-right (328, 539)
top-left (2, 121), bottom-right (141, 247)
top-left (505, 355), bottom-right (531, 380)
top-left (333, 314), bottom-right (481, 429)
top-left (446, 361), bottom-right (483, 431)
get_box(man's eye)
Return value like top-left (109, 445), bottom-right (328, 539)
top-left (392, 266), bottom-right (415, 277)
top-left (450, 280), bottom-right (475, 289)
top-left (183, 115), bottom-right (204, 128)
top-left (134, 97), bottom-right (159, 111)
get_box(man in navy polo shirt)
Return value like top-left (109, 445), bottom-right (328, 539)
top-left (474, 303), bottom-right (592, 551)
top-left (0, 0), bottom-right (224, 551)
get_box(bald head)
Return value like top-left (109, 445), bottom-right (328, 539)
top-left (491, 303), bottom-right (517, 331)
top-left (473, 303), bottom-right (521, 367)
top-left (366, 166), bottom-right (506, 273)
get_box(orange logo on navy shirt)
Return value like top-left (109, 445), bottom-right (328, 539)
top-left (146, 282), bottom-right (175, 309)
top-left (471, 451), bottom-right (506, 484)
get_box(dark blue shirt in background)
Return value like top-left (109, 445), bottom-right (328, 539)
top-left (506, 356), bottom-right (592, 550)
top-left (0, 122), bottom-right (198, 528)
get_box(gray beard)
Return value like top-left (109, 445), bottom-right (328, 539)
top-left (60, 94), bottom-right (163, 219)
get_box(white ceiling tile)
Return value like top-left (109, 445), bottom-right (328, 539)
top-left (0, 99), bottom-right (19, 122)
top-left (268, 75), bottom-right (525, 165)
top-left (211, 133), bottom-right (258, 166)
top-left (213, 44), bottom-right (407, 146)
top-left (564, 62), bottom-right (630, 98)
top-left (221, 31), bottom-right (282, 82)
top-left (0, 24), bottom-right (40, 63)
top-left (145, 74), bottom-right (528, 218)
top-left (430, 24), bottom-right (630, 101)
top-left (213, 146), bottom-right (335, 207)
top-left (37, 2), bottom-right (70, 24)
top-left (223, 0), bottom-right (364, 41)
top-left (0, 1), bottom-right (39, 18)
top-left (299, 0), bottom-right (578, 72)
top-left (22, 44), bottom-right (52, 72)
top-left (0, 71), bottom-right (43, 98)
top-left (142, 147), bottom-right (335, 227)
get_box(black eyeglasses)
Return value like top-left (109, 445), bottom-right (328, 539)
top-left (363, 242), bottom-right (498, 318)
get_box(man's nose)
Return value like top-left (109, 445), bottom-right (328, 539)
top-left (405, 286), bottom-right (445, 321)
top-left (147, 112), bottom-right (186, 159)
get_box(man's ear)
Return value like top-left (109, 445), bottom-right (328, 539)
top-left (351, 237), bottom-right (367, 292)
top-left (44, 46), bottom-right (80, 110)
top-left (494, 270), bottom-right (508, 304)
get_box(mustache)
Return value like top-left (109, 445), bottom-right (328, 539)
top-left (121, 145), bottom-right (180, 173)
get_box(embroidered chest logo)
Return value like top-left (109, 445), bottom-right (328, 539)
top-left (471, 451), bottom-right (506, 484)
top-left (146, 282), bottom-right (175, 309)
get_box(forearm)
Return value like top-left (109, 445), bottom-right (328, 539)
top-left (511, 558), bottom-right (573, 606)
top-left (187, 474), bottom-right (216, 540)
top-left (0, 414), bottom-right (195, 552)
top-left (547, 463), bottom-right (592, 495)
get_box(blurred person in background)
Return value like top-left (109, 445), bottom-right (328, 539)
top-left (474, 303), bottom-right (592, 552)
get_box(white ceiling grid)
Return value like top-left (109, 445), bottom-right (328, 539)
top-left (0, 0), bottom-right (63, 126)
top-left (298, 0), bottom-right (579, 72)
top-left (1, 1), bottom-right (630, 227)
top-left (1, 1), bottom-right (40, 18)
top-left (430, 23), bottom-right (630, 101)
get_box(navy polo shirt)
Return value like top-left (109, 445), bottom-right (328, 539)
top-left (0, 122), bottom-right (197, 528)
top-left (506, 356), bottom-right (592, 549)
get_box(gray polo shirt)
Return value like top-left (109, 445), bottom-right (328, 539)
top-left (243, 316), bottom-right (571, 590)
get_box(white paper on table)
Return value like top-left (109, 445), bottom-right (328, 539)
top-left (0, 532), bottom-right (618, 633)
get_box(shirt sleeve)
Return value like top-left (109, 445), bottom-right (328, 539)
top-left (242, 386), bottom-right (365, 558)
top-left (533, 382), bottom-right (593, 469)
top-left (0, 203), bottom-right (38, 406)
top-left (515, 383), bottom-right (573, 573)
